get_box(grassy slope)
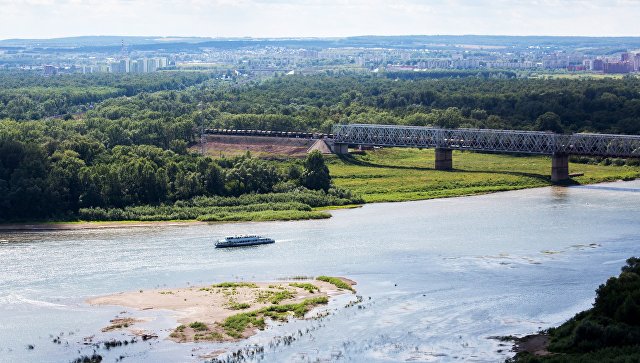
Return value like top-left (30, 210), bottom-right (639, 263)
top-left (327, 148), bottom-right (640, 203)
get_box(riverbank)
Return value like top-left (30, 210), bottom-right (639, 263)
top-left (0, 220), bottom-right (205, 231)
top-left (506, 258), bottom-right (640, 362)
top-left (2, 148), bottom-right (638, 229)
top-left (88, 278), bottom-right (356, 343)
top-left (328, 148), bottom-right (640, 203)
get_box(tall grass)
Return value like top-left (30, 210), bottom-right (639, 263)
top-left (77, 188), bottom-right (359, 222)
top-left (220, 297), bottom-right (329, 338)
top-left (197, 210), bottom-right (330, 222)
top-left (316, 276), bottom-right (355, 292)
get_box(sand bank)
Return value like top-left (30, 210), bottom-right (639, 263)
top-left (0, 220), bottom-right (203, 231)
top-left (88, 278), bottom-right (355, 343)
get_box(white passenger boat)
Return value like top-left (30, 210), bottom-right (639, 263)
top-left (215, 235), bottom-right (275, 248)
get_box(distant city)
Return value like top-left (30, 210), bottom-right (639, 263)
top-left (1, 35), bottom-right (639, 76)
top-left (43, 56), bottom-right (169, 75)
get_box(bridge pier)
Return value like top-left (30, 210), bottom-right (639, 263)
top-left (333, 143), bottom-right (349, 155)
top-left (551, 153), bottom-right (569, 182)
top-left (435, 148), bottom-right (453, 170)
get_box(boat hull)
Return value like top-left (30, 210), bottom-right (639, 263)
top-left (215, 239), bottom-right (275, 248)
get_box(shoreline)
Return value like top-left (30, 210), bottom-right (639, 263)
top-left (0, 220), bottom-right (206, 232)
top-left (1, 178), bottom-right (636, 232)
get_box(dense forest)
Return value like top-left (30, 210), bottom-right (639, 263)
top-left (199, 74), bottom-right (640, 134)
top-left (1, 72), bottom-right (640, 221)
top-left (511, 257), bottom-right (640, 362)
top-left (0, 114), bottom-right (356, 221)
top-left (0, 71), bottom-right (213, 120)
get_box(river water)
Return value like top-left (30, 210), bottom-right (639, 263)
top-left (1, 180), bottom-right (640, 362)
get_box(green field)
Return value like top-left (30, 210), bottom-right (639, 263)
top-left (327, 148), bottom-right (640, 203)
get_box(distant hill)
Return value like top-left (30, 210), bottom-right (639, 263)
top-left (0, 36), bottom-right (215, 48)
top-left (2, 35), bottom-right (640, 53)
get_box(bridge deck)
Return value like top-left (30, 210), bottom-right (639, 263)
top-left (333, 124), bottom-right (640, 158)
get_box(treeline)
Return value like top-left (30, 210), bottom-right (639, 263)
top-left (0, 116), bottom-right (354, 221)
top-left (7, 73), bottom-right (640, 136)
top-left (3, 71), bottom-right (640, 221)
top-left (4, 73), bottom-right (640, 135)
top-left (191, 74), bottom-right (640, 134)
top-left (0, 71), bottom-right (212, 93)
top-left (0, 71), bottom-right (213, 120)
top-left (1, 94), bottom-right (353, 222)
top-left (511, 257), bottom-right (640, 362)
top-left (384, 70), bottom-right (517, 80)
top-left (0, 86), bottom-right (122, 120)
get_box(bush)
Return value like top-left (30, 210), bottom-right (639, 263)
top-left (188, 321), bottom-right (208, 331)
top-left (78, 192), bottom-right (353, 221)
top-left (316, 276), bottom-right (355, 292)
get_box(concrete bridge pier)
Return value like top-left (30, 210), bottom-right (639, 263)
top-left (333, 143), bottom-right (349, 155)
top-left (551, 153), bottom-right (569, 182)
top-left (435, 148), bottom-right (453, 170)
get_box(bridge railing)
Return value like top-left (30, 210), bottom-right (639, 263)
top-left (333, 124), bottom-right (640, 158)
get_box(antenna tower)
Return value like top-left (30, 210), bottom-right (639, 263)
top-left (120, 39), bottom-right (128, 60)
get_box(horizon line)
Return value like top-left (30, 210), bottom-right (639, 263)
top-left (3, 34), bottom-right (640, 43)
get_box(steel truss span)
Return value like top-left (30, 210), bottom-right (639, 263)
top-left (333, 124), bottom-right (640, 158)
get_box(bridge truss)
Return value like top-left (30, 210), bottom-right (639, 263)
top-left (333, 124), bottom-right (640, 158)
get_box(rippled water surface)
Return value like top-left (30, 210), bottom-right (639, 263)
top-left (1, 181), bottom-right (640, 362)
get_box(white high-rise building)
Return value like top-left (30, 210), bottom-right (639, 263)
top-left (146, 58), bottom-right (158, 72)
top-left (121, 59), bottom-right (129, 73)
top-left (158, 57), bottom-right (168, 68)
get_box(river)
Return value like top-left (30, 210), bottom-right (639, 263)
top-left (1, 180), bottom-right (640, 362)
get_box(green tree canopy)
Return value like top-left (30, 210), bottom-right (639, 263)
top-left (535, 112), bottom-right (565, 133)
top-left (302, 150), bottom-right (331, 192)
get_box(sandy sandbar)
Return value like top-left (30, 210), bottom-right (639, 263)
top-left (88, 278), bottom-right (355, 343)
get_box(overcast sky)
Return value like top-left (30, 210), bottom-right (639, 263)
top-left (1, 0), bottom-right (639, 40)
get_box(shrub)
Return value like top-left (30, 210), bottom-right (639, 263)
top-left (188, 321), bottom-right (208, 331)
top-left (316, 276), bottom-right (355, 292)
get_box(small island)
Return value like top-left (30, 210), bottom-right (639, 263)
top-left (88, 276), bottom-right (356, 343)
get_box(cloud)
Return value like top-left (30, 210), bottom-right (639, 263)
top-left (1, 0), bottom-right (639, 39)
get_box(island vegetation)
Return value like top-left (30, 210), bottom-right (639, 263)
top-left (509, 257), bottom-right (640, 362)
top-left (1, 71), bottom-right (640, 223)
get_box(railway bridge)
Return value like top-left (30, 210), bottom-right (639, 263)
top-left (332, 124), bottom-right (640, 182)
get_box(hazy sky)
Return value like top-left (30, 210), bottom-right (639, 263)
top-left (1, 0), bottom-right (640, 40)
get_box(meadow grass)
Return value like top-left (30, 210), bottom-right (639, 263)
top-left (316, 276), bottom-right (355, 292)
top-left (211, 282), bottom-right (258, 288)
top-left (289, 282), bottom-right (320, 293)
top-left (194, 332), bottom-right (224, 341)
top-left (188, 321), bottom-right (209, 331)
top-left (228, 302), bottom-right (251, 310)
top-left (220, 296), bottom-right (329, 338)
top-left (255, 289), bottom-right (296, 304)
top-left (220, 312), bottom-right (265, 338)
top-left (196, 209), bottom-right (330, 222)
top-left (327, 148), bottom-right (640, 203)
top-left (311, 204), bottom-right (362, 211)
